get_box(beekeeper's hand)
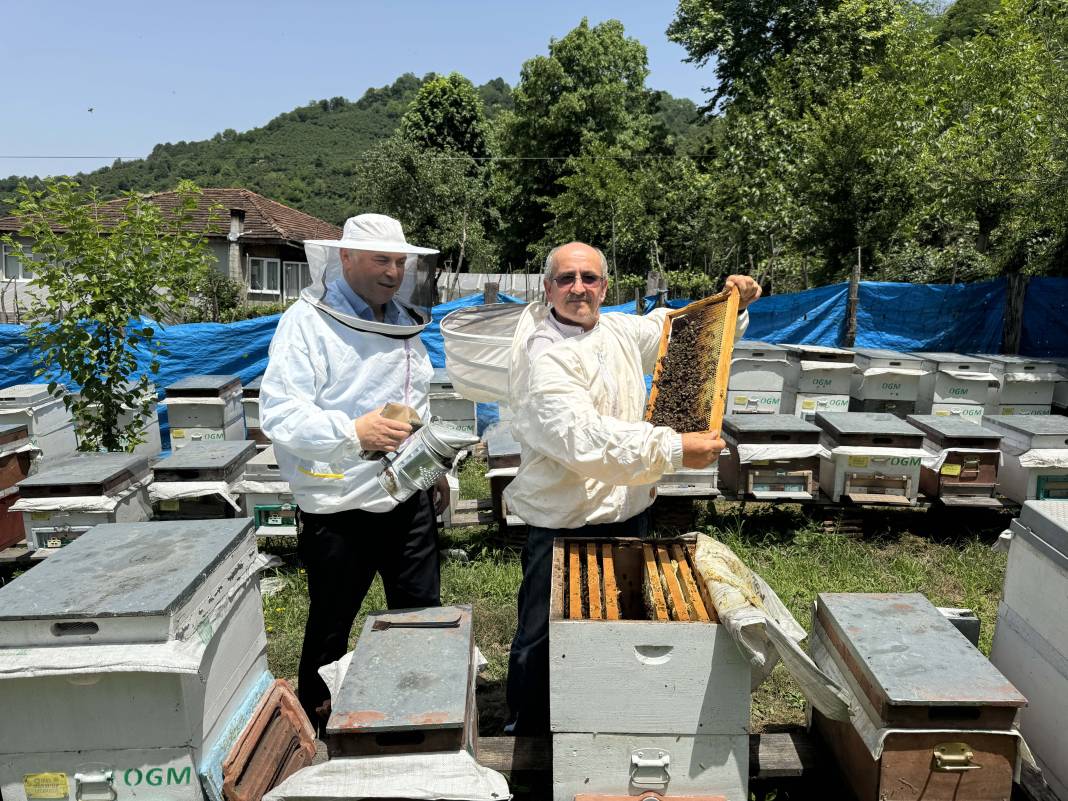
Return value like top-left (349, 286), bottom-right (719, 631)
top-left (354, 407), bottom-right (412, 452)
top-left (725, 274), bottom-right (762, 309)
top-left (433, 474), bottom-right (450, 515)
top-left (681, 431), bottom-right (726, 468)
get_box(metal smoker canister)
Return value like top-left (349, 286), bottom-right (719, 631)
top-left (378, 421), bottom-right (479, 502)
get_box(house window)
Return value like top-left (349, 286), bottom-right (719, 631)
top-left (248, 257), bottom-right (280, 294)
top-left (283, 261), bottom-right (311, 300)
top-left (2, 245), bottom-right (34, 281)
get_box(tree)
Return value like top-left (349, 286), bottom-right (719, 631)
top-left (0, 179), bottom-right (216, 452)
top-left (494, 18), bottom-right (657, 266)
top-left (352, 137), bottom-right (498, 274)
top-left (400, 73), bottom-right (490, 160)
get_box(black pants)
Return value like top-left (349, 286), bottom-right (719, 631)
top-left (296, 490), bottom-right (441, 730)
top-left (505, 511), bottom-right (649, 735)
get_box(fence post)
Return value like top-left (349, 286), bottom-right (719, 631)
top-left (634, 287), bottom-right (643, 314)
top-left (1002, 273), bottom-right (1028, 354)
top-left (484, 282), bottom-right (499, 305)
top-left (844, 247), bottom-right (862, 347)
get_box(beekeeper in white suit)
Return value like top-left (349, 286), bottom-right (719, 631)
top-left (503, 241), bottom-right (761, 734)
top-left (260, 214), bottom-right (446, 732)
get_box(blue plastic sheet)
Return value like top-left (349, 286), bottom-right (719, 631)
top-left (1021, 277), bottom-right (1068, 357)
top-left (854, 279), bottom-right (1005, 353)
top-left (745, 282), bottom-right (850, 346)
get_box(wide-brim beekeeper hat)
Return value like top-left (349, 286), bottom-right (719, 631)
top-left (302, 214), bottom-right (440, 337)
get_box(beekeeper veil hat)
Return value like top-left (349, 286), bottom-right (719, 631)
top-left (302, 214), bottom-right (439, 338)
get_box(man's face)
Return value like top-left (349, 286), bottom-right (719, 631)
top-left (340, 249), bottom-right (407, 309)
top-left (544, 244), bottom-right (607, 331)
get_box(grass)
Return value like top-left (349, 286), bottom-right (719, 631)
top-left (262, 458), bottom-right (1010, 735)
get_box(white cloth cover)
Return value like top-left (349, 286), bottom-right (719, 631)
top-left (693, 534), bottom-right (850, 721)
top-left (504, 303), bottom-right (748, 529)
top-left (0, 441), bottom-right (39, 460)
top-left (1016, 449), bottom-right (1068, 468)
top-left (734, 443), bottom-right (830, 463)
top-left (230, 479), bottom-right (292, 496)
top-left (799, 361), bottom-right (855, 372)
top-left (9, 477), bottom-right (150, 514)
top-left (920, 442), bottom-right (1003, 470)
top-left (940, 369), bottom-right (999, 383)
top-left (827, 445), bottom-right (930, 460)
top-left (149, 481), bottom-right (242, 511)
top-left (858, 367), bottom-right (928, 378)
top-left (1002, 371), bottom-right (1062, 383)
top-left (263, 751), bottom-right (511, 801)
top-left (260, 299), bottom-right (433, 514)
top-left (164, 396), bottom-right (232, 407)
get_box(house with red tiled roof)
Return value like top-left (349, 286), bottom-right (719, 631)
top-left (0, 188), bottom-right (342, 320)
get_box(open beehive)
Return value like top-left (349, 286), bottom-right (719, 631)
top-left (646, 288), bottom-right (740, 433)
top-left (557, 538), bottom-right (719, 623)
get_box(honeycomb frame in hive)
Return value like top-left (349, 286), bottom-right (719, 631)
top-left (645, 287), bottom-right (740, 434)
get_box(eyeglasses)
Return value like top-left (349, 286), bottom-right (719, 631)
top-left (551, 272), bottom-right (605, 289)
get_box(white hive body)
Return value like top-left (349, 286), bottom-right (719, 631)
top-left (12, 452), bottom-right (153, 552)
top-left (978, 354), bottom-right (1060, 415)
top-left (992, 501), bottom-right (1068, 800)
top-left (235, 445), bottom-right (295, 535)
top-left (0, 384), bottom-right (78, 466)
top-left (150, 440), bottom-right (257, 521)
top-left (726, 341), bottom-right (790, 415)
top-left (0, 518), bottom-right (270, 801)
top-left (848, 348), bottom-right (927, 416)
top-left (164, 375), bottom-right (245, 450)
top-left (982, 414), bottom-right (1068, 502)
top-left (815, 413), bottom-right (927, 504)
top-left (911, 352), bottom-right (995, 419)
top-left (781, 345), bottom-right (855, 421)
top-left (549, 537), bottom-right (751, 801)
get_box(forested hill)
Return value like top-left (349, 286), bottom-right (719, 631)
top-left (0, 73), bottom-right (702, 226)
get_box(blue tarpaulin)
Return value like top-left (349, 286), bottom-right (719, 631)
top-left (1021, 277), bottom-right (1068, 357)
top-left (0, 278), bottom-right (1064, 447)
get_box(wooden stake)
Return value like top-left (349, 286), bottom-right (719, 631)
top-left (845, 247), bottom-right (861, 347)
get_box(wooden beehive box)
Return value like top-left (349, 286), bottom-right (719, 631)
top-left (719, 414), bottom-right (824, 499)
top-left (907, 414), bottom-right (1003, 506)
top-left (549, 537), bottom-right (750, 801)
top-left (810, 593), bottom-right (1026, 801)
top-left (325, 605), bottom-right (476, 758)
top-left (815, 412), bottom-right (927, 504)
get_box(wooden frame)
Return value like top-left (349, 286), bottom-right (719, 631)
top-left (645, 286), bottom-right (741, 434)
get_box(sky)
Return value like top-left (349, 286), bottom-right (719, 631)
top-left (1, 1), bottom-right (715, 181)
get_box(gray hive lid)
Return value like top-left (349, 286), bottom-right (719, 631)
top-left (814, 412), bottom-right (923, 439)
top-left (242, 445), bottom-right (281, 481)
top-left (983, 415), bottom-right (1068, 436)
top-left (165, 374), bottom-right (241, 398)
top-left (734, 340), bottom-right (787, 356)
top-left (853, 348), bottom-right (921, 362)
top-left (0, 518), bottom-right (255, 621)
top-left (327, 605), bottom-right (473, 736)
top-left (906, 415), bottom-right (1003, 441)
top-left (1017, 501), bottom-right (1068, 561)
top-left (18, 452), bottom-right (150, 497)
top-left (242, 375), bottom-right (262, 398)
top-left (0, 384), bottom-right (59, 407)
top-left (817, 593), bottom-right (1026, 712)
top-left (153, 440), bottom-right (257, 481)
top-left (912, 351), bottom-right (991, 367)
top-left (0, 423), bottom-right (30, 446)
top-left (723, 414), bottom-right (821, 436)
top-left (782, 343), bottom-right (854, 362)
top-left (485, 424), bottom-right (520, 458)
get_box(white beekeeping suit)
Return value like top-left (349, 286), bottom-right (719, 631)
top-left (505, 302), bottom-right (748, 529)
top-left (259, 215), bottom-right (439, 514)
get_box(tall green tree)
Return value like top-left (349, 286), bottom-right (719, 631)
top-left (494, 18), bottom-right (657, 267)
top-left (1, 180), bottom-right (215, 452)
top-left (400, 73), bottom-right (491, 160)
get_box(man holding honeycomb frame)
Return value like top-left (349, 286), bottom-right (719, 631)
top-left (503, 240), bottom-right (761, 735)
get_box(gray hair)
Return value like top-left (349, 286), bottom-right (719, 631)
top-left (543, 243), bottom-right (609, 278)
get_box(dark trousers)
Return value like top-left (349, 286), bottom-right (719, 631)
top-left (505, 512), bottom-right (649, 735)
top-left (296, 490), bottom-right (441, 730)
